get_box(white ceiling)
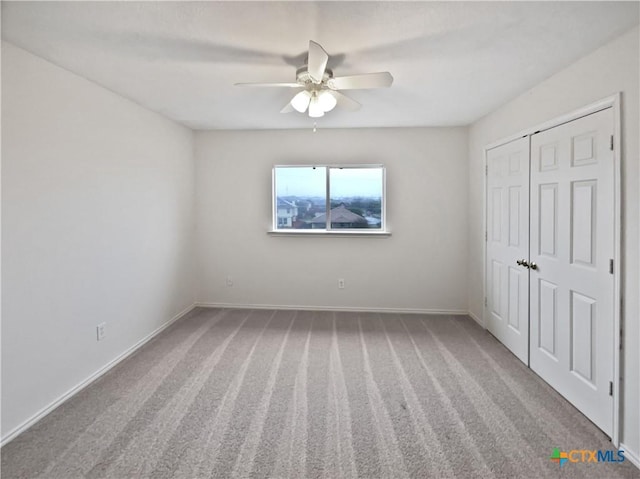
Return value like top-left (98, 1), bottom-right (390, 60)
top-left (2, 1), bottom-right (638, 130)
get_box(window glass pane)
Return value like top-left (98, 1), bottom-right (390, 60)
top-left (274, 166), bottom-right (326, 229)
top-left (329, 167), bottom-right (383, 229)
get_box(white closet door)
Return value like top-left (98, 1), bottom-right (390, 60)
top-left (530, 108), bottom-right (615, 436)
top-left (485, 137), bottom-right (530, 364)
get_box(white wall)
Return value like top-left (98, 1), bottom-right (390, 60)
top-left (1, 43), bottom-right (196, 440)
top-left (468, 27), bottom-right (640, 458)
top-left (195, 127), bottom-right (469, 313)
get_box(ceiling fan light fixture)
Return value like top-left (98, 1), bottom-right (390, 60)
top-left (318, 90), bottom-right (337, 112)
top-left (308, 95), bottom-right (324, 118)
top-left (236, 41), bottom-right (391, 118)
top-left (291, 90), bottom-right (312, 113)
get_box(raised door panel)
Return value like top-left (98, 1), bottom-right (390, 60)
top-left (491, 188), bottom-right (503, 243)
top-left (538, 184), bottom-right (558, 258)
top-left (491, 260), bottom-right (503, 321)
top-left (571, 180), bottom-right (597, 267)
top-left (571, 291), bottom-right (596, 386)
top-left (538, 279), bottom-right (557, 359)
top-left (507, 266), bottom-right (521, 331)
top-left (508, 186), bottom-right (521, 247)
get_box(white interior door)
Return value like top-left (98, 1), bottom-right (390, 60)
top-left (529, 108), bottom-right (615, 435)
top-left (485, 137), bottom-right (530, 364)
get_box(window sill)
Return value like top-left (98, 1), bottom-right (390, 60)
top-left (267, 230), bottom-right (391, 238)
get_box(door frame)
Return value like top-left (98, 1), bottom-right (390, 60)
top-left (482, 93), bottom-right (622, 445)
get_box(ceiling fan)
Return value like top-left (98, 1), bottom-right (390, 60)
top-left (235, 40), bottom-right (393, 118)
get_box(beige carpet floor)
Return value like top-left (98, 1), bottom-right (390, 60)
top-left (1, 308), bottom-right (638, 478)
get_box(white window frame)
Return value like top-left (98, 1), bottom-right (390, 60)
top-left (270, 164), bottom-right (389, 236)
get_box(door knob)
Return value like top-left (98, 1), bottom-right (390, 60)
top-left (529, 262), bottom-right (538, 270)
top-left (516, 259), bottom-right (528, 268)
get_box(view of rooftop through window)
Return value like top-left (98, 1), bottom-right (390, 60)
top-left (274, 166), bottom-right (384, 231)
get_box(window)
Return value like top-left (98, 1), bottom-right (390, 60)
top-left (273, 165), bottom-right (385, 233)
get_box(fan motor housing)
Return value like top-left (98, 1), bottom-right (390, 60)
top-left (296, 66), bottom-right (333, 86)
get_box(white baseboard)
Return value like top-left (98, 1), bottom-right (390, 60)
top-left (195, 302), bottom-right (469, 316)
top-left (468, 310), bottom-right (485, 328)
top-left (620, 443), bottom-right (640, 469)
top-left (0, 303), bottom-right (197, 447)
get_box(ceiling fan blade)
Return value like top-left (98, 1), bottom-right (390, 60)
top-left (280, 102), bottom-right (296, 113)
top-left (328, 72), bottom-right (393, 90)
top-left (330, 91), bottom-right (361, 111)
top-left (307, 40), bottom-right (329, 83)
top-left (235, 82), bottom-right (301, 88)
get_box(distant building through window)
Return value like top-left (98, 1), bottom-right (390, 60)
top-left (310, 204), bottom-right (368, 229)
top-left (273, 165), bottom-right (385, 232)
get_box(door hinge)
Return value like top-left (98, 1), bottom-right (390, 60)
top-left (620, 326), bottom-right (624, 351)
top-left (619, 300), bottom-right (624, 351)
top-left (609, 381), bottom-right (613, 396)
top-left (484, 297), bottom-right (488, 307)
top-left (485, 231), bottom-right (488, 242)
top-left (485, 165), bottom-right (488, 175)
top-left (609, 259), bottom-right (614, 274)
top-left (610, 135), bottom-right (614, 151)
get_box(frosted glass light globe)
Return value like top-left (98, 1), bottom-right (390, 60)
top-left (318, 91), bottom-right (337, 112)
top-left (291, 91), bottom-right (312, 113)
top-left (308, 96), bottom-right (325, 118)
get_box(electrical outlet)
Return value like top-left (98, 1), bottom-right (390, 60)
top-left (96, 322), bottom-right (106, 341)
top-left (338, 278), bottom-right (345, 289)
top-left (226, 275), bottom-right (233, 287)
